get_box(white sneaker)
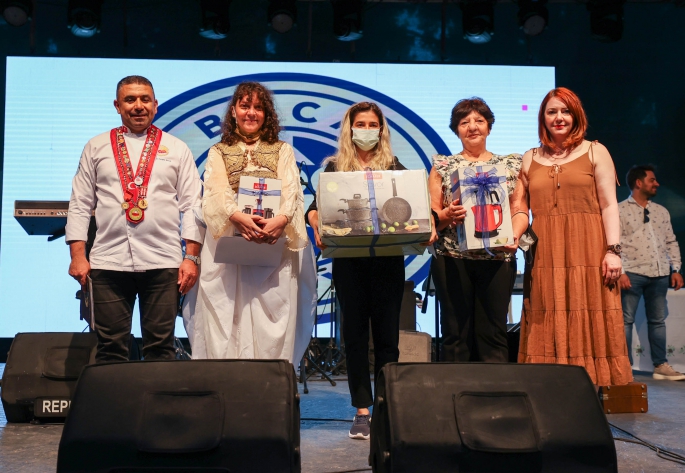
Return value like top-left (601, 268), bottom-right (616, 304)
top-left (653, 363), bottom-right (685, 381)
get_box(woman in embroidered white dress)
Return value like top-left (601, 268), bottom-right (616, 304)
top-left (184, 81), bottom-right (317, 363)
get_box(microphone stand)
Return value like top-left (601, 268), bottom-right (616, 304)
top-left (422, 257), bottom-right (439, 361)
top-left (297, 162), bottom-right (338, 391)
top-left (299, 161), bottom-right (317, 197)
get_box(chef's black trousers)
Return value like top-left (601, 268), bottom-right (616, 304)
top-left (90, 268), bottom-right (179, 363)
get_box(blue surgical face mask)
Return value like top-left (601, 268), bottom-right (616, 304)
top-left (351, 128), bottom-right (380, 151)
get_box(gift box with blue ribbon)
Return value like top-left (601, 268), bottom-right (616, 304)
top-left (450, 164), bottom-right (514, 254)
top-left (317, 169), bottom-right (432, 258)
top-left (214, 176), bottom-right (284, 267)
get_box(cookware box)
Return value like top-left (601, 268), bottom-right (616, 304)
top-left (234, 176), bottom-right (282, 229)
top-left (317, 170), bottom-right (431, 258)
top-left (450, 164), bottom-right (514, 253)
top-left (214, 176), bottom-right (284, 267)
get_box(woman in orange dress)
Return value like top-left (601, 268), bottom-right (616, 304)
top-left (517, 87), bottom-right (633, 386)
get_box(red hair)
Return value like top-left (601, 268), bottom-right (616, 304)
top-left (538, 87), bottom-right (588, 153)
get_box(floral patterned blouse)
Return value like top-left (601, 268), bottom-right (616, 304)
top-left (432, 152), bottom-right (522, 260)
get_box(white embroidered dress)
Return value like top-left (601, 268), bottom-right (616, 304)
top-left (184, 141), bottom-right (316, 364)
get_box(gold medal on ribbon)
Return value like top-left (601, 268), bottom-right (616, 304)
top-left (111, 125), bottom-right (160, 226)
top-left (128, 207), bottom-right (143, 221)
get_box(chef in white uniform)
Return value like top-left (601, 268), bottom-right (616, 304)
top-left (66, 75), bottom-right (203, 362)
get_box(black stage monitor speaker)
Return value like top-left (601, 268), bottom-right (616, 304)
top-left (57, 359), bottom-right (300, 473)
top-left (370, 363), bottom-right (617, 473)
top-left (1, 332), bottom-right (97, 422)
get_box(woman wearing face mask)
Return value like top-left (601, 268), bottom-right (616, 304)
top-left (429, 97), bottom-right (527, 363)
top-left (185, 81), bottom-right (317, 364)
top-left (306, 102), bottom-right (409, 441)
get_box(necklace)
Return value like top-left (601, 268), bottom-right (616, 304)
top-left (460, 150), bottom-right (491, 161)
top-left (234, 128), bottom-right (261, 144)
top-left (545, 146), bottom-right (569, 163)
top-left (110, 125), bottom-right (162, 224)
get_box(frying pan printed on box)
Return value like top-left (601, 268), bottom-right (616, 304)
top-left (381, 178), bottom-right (412, 224)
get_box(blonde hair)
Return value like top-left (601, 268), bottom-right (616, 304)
top-left (323, 102), bottom-right (395, 172)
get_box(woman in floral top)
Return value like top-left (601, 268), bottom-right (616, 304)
top-left (428, 97), bottom-right (529, 362)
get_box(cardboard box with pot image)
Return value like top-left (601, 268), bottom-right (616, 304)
top-left (213, 176), bottom-right (285, 267)
top-left (450, 164), bottom-right (514, 253)
top-left (317, 169), bottom-right (432, 258)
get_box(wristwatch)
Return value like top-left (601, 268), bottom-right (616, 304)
top-left (184, 254), bottom-right (200, 265)
top-left (606, 244), bottom-right (622, 256)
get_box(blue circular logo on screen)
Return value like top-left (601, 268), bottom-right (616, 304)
top-left (154, 73), bottom-right (450, 317)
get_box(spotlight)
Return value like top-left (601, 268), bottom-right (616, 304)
top-left (460, 1), bottom-right (495, 44)
top-left (2, 0), bottom-right (32, 27)
top-left (68, 0), bottom-right (102, 38)
top-left (269, 0), bottom-right (297, 33)
top-left (518, 0), bottom-right (548, 36)
top-left (200, 0), bottom-right (231, 40)
top-left (331, 0), bottom-right (364, 42)
top-left (587, 0), bottom-right (625, 42)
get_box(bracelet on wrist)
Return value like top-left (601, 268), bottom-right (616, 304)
top-left (431, 209), bottom-right (440, 229)
top-left (606, 244), bottom-right (622, 256)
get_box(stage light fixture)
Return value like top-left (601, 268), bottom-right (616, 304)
top-left (200, 0), bottom-right (231, 40)
top-left (67, 0), bottom-right (103, 38)
top-left (587, 0), bottom-right (625, 43)
top-left (268, 0), bottom-right (297, 33)
top-left (2, 0), bottom-right (32, 27)
top-left (518, 0), bottom-right (548, 36)
top-left (331, 0), bottom-right (364, 42)
top-left (460, 1), bottom-right (495, 45)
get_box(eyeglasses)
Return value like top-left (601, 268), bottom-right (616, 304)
top-left (644, 208), bottom-right (650, 224)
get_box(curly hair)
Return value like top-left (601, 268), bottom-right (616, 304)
top-left (220, 82), bottom-right (281, 145)
top-left (323, 102), bottom-right (395, 172)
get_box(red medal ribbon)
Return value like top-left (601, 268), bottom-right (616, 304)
top-left (110, 125), bottom-right (162, 224)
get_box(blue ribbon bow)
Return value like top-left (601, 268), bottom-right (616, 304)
top-left (461, 166), bottom-right (506, 255)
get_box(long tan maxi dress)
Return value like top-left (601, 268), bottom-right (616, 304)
top-left (518, 145), bottom-right (633, 386)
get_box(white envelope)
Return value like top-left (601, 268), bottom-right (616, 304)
top-left (214, 236), bottom-right (285, 267)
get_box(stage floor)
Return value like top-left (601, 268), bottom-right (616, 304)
top-left (0, 366), bottom-right (683, 472)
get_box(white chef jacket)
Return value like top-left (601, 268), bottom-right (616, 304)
top-left (66, 126), bottom-right (204, 272)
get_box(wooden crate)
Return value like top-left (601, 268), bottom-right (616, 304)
top-left (598, 382), bottom-right (648, 414)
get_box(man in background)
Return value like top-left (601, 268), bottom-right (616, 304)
top-left (619, 165), bottom-right (684, 381)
